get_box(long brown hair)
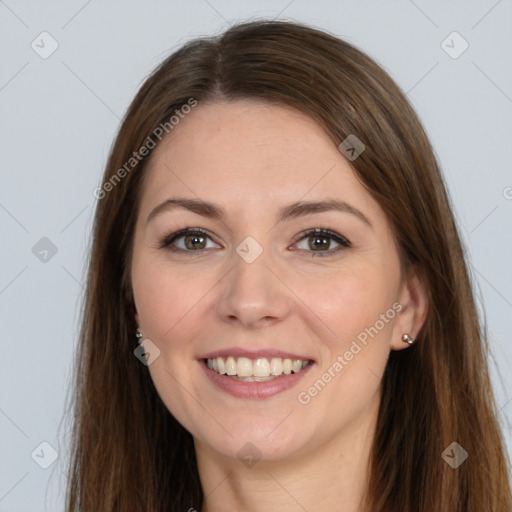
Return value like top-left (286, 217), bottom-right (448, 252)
top-left (65, 20), bottom-right (512, 511)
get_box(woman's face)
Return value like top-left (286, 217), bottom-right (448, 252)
top-left (131, 100), bottom-right (425, 463)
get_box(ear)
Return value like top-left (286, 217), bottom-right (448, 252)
top-left (390, 266), bottom-right (429, 351)
top-left (134, 312), bottom-right (140, 326)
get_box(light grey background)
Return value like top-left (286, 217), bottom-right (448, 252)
top-left (1, 1), bottom-right (511, 510)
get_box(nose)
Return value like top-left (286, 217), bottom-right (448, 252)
top-left (215, 243), bottom-right (291, 329)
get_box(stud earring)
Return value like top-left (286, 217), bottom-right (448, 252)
top-left (136, 327), bottom-right (143, 340)
top-left (402, 333), bottom-right (415, 345)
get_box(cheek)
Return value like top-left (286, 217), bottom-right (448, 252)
top-left (132, 258), bottom-right (208, 343)
top-left (305, 262), bottom-right (399, 349)
top-left (131, 259), bottom-right (211, 432)
top-left (294, 270), bottom-right (398, 432)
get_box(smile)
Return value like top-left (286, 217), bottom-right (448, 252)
top-left (200, 355), bottom-right (315, 399)
top-left (206, 356), bottom-right (311, 381)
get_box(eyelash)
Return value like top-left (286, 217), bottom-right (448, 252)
top-left (159, 227), bottom-right (351, 257)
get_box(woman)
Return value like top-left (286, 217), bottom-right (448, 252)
top-left (65, 20), bottom-right (512, 511)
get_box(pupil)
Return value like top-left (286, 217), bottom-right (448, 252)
top-left (186, 235), bottom-right (205, 250)
top-left (310, 236), bottom-right (329, 250)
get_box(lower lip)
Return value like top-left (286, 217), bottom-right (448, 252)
top-left (200, 359), bottom-right (315, 399)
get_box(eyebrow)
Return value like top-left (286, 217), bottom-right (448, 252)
top-left (146, 197), bottom-right (373, 228)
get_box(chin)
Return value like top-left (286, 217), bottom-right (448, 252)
top-left (195, 416), bottom-right (312, 464)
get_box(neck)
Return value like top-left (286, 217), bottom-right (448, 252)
top-left (195, 397), bottom-right (378, 512)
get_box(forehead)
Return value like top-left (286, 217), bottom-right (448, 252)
top-left (139, 100), bottom-right (381, 224)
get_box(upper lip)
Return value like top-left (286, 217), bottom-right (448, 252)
top-left (199, 347), bottom-right (314, 361)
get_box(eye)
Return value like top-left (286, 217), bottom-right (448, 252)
top-left (292, 228), bottom-right (351, 257)
top-left (159, 227), bottom-right (351, 257)
top-left (159, 228), bottom-right (220, 253)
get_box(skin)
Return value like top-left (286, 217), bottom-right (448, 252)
top-left (131, 100), bottom-right (428, 512)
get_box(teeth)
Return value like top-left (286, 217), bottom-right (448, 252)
top-left (253, 358), bottom-right (270, 377)
top-left (217, 357), bottom-right (226, 374)
top-left (269, 357), bottom-right (282, 376)
top-left (291, 359), bottom-right (302, 373)
top-left (229, 375), bottom-right (276, 382)
top-left (237, 357), bottom-right (252, 377)
top-left (225, 356), bottom-right (237, 376)
top-left (206, 356), bottom-right (311, 378)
